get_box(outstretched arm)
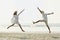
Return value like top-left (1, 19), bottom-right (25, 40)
top-left (46, 12), bottom-right (54, 15)
top-left (37, 7), bottom-right (42, 13)
top-left (18, 9), bottom-right (25, 16)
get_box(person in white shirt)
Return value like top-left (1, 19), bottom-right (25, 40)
top-left (7, 9), bottom-right (25, 32)
top-left (33, 7), bottom-right (54, 33)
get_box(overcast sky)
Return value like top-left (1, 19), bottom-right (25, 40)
top-left (0, 0), bottom-right (60, 25)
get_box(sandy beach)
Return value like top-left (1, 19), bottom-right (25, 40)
top-left (0, 33), bottom-right (60, 40)
top-left (0, 24), bottom-right (60, 40)
top-left (0, 24), bottom-right (59, 40)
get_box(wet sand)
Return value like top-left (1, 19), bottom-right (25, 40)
top-left (0, 33), bottom-right (60, 40)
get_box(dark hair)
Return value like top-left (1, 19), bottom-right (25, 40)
top-left (13, 11), bottom-right (17, 15)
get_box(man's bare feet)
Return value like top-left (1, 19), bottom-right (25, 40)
top-left (33, 22), bottom-right (35, 24)
top-left (49, 30), bottom-right (51, 33)
top-left (22, 30), bottom-right (25, 32)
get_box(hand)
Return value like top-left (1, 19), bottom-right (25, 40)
top-left (52, 12), bottom-right (54, 14)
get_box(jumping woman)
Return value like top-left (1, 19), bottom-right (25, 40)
top-left (7, 9), bottom-right (25, 32)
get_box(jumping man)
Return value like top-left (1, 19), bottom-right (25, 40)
top-left (33, 7), bottom-right (54, 33)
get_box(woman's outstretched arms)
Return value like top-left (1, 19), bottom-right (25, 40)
top-left (37, 7), bottom-right (43, 13)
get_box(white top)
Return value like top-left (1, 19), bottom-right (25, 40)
top-left (11, 15), bottom-right (19, 24)
top-left (42, 13), bottom-right (48, 21)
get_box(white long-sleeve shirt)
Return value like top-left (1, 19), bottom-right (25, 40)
top-left (42, 12), bottom-right (53, 21)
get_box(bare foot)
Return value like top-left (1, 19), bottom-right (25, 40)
top-left (33, 22), bottom-right (35, 24)
top-left (22, 30), bottom-right (25, 32)
top-left (7, 27), bottom-right (9, 29)
top-left (49, 30), bottom-right (51, 33)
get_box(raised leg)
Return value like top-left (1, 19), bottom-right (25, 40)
top-left (44, 21), bottom-right (51, 33)
top-left (18, 23), bottom-right (25, 32)
top-left (7, 24), bottom-right (15, 29)
top-left (33, 20), bottom-right (45, 24)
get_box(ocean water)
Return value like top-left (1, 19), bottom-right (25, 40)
top-left (0, 23), bottom-right (60, 33)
